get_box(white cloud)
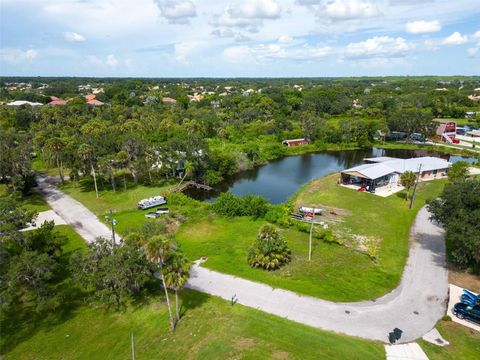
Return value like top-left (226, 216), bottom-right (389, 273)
top-left (0, 48), bottom-right (37, 64)
top-left (174, 41), bottom-right (205, 64)
top-left (423, 39), bottom-right (439, 51)
top-left (154, 0), bottom-right (197, 24)
top-left (223, 41), bottom-right (331, 63)
top-left (405, 20), bottom-right (441, 34)
top-left (343, 36), bottom-right (413, 59)
top-left (442, 32), bottom-right (468, 45)
top-left (86, 54), bottom-right (119, 67)
top-left (212, 0), bottom-right (281, 32)
top-left (278, 35), bottom-right (293, 43)
top-left (325, 0), bottom-right (379, 20)
top-left (467, 47), bottom-right (478, 57)
top-left (472, 30), bottom-right (480, 40)
top-left (63, 31), bottom-right (86, 42)
top-left (106, 54), bottom-right (118, 67)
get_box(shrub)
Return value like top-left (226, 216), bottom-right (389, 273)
top-left (247, 224), bottom-right (291, 270)
top-left (212, 192), bottom-right (246, 217)
top-left (167, 192), bottom-right (193, 206)
top-left (265, 204), bottom-right (291, 226)
top-left (212, 193), bottom-right (270, 219)
top-left (243, 194), bottom-right (270, 219)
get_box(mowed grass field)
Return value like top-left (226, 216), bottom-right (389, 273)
top-left (419, 320), bottom-right (480, 360)
top-left (2, 224), bottom-right (385, 360)
top-left (60, 178), bottom-right (176, 215)
top-left (176, 174), bottom-right (446, 301)
top-left (58, 173), bottom-right (446, 302)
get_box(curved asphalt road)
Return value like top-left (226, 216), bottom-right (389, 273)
top-left (36, 177), bottom-right (448, 343)
top-left (187, 206), bottom-right (448, 344)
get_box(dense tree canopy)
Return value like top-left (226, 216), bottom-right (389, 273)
top-left (428, 180), bottom-right (480, 272)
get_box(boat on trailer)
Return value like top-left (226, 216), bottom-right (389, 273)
top-left (138, 196), bottom-right (167, 210)
top-left (299, 207), bottom-right (323, 215)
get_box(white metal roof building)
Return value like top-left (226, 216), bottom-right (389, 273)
top-left (344, 157), bottom-right (451, 180)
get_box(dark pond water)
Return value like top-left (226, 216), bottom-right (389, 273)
top-left (185, 147), bottom-right (478, 204)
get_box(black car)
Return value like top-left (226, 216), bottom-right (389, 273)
top-left (453, 302), bottom-right (480, 324)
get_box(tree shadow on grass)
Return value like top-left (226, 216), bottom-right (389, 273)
top-left (0, 283), bottom-right (86, 355)
top-left (179, 289), bottom-right (210, 318)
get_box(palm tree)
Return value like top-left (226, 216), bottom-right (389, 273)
top-left (78, 143), bottom-right (99, 199)
top-left (45, 137), bottom-right (66, 183)
top-left (163, 252), bottom-right (191, 325)
top-left (145, 236), bottom-right (175, 331)
top-left (177, 161), bottom-right (193, 187)
top-left (400, 171), bottom-right (417, 201)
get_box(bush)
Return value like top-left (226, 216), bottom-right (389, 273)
top-left (265, 204), bottom-right (291, 226)
top-left (247, 224), bottom-right (291, 270)
top-left (212, 193), bottom-right (270, 218)
top-left (212, 192), bottom-right (246, 217)
top-left (243, 194), bottom-right (269, 219)
top-left (166, 192), bottom-right (193, 206)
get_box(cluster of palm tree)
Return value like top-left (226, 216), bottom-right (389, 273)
top-left (145, 236), bottom-right (191, 331)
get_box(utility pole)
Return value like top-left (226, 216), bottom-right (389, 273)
top-left (131, 332), bottom-right (136, 360)
top-left (308, 208), bottom-right (315, 261)
top-left (105, 210), bottom-right (117, 246)
top-left (409, 164), bottom-right (422, 209)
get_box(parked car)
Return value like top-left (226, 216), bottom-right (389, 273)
top-left (156, 207), bottom-right (169, 215)
top-left (145, 212), bottom-right (160, 219)
top-left (461, 289), bottom-right (480, 306)
top-left (453, 303), bottom-right (480, 324)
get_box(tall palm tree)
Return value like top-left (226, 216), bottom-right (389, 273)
top-left (163, 252), bottom-right (191, 325)
top-left (45, 137), bottom-right (66, 183)
top-left (177, 161), bottom-right (193, 187)
top-left (78, 143), bottom-right (99, 199)
top-left (145, 236), bottom-right (175, 331)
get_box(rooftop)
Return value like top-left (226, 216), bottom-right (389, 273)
top-left (342, 156), bottom-right (451, 180)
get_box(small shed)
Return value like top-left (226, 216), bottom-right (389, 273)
top-left (282, 138), bottom-right (309, 147)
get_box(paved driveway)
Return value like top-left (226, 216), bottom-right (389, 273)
top-left (36, 177), bottom-right (448, 343)
top-left (36, 175), bottom-right (119, 243)
top-left (187, 206), bottom-right (448, 343)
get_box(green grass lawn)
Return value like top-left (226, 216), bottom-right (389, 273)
top-left (176, 174), bottom-right (446, 301)
top-left (60, 178), bottom-right (176, 215)
top-left (3, 289), bottom-right (385, 360)
top-left (418, 320), bottom-right (480, 360)
top-left (2, 224), bottom-right (385, 360)
top-left (0, 184), bottom-right (50, 213)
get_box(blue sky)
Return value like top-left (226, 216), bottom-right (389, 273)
top-left (1, 0), bottom-right (479, 77)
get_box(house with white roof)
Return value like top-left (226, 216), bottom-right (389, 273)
top-left (7, 100), bottom-right (43, 106)
top-left (340, 156), bottom-right (451, 195)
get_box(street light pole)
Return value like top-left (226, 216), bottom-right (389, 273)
top-left (308, 208), bottom-right (315, 261)
top-left (105, 210), bottom-right (117, 247)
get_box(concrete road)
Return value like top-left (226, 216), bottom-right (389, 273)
top-left (187, 206), bottom-right (448, 343)
top-left (36, 175), bottom-right (119, 243)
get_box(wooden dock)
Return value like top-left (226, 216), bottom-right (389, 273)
top-left (172, 181), bottom-right (213, 193)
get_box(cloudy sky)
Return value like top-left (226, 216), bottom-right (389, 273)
top-left (0, 0), bottom-right (479, 77)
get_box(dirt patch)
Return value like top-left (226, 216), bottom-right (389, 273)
top-left (448, 265), bottom-right (480, 292)
top-left (233, 336), bottom-right (256, 350)
top-left (272, 350), bottom-right (290, 359)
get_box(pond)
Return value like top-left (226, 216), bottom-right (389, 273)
top-left (185, 147), bottom-right (478, 204)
